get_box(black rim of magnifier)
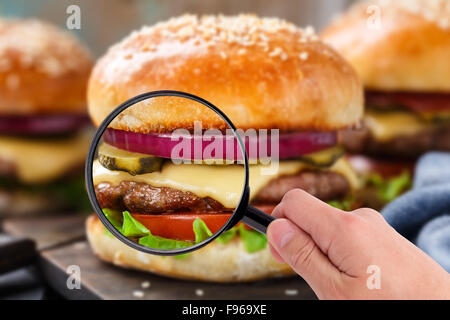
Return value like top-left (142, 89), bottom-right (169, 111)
top-left (85, 90), bottom-right (250, 256)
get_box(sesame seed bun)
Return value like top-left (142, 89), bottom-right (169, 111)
top-left (88, 14), bottom-right (363, 132)
top-left (86, 215), bottom-right (294, 282)
top-left (0, 19), bottom-right (93, 115)
top-left (321, 0), bottom-right (450, 92)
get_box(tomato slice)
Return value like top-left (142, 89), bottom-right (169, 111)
top-left (366, 91), bottom-right (450, 113)
top-left (131, 205), bottom-right (275, 242)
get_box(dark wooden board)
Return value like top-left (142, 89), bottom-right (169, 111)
top-left (2, 213), bottom-right (316, 300)
top-left (2, 214), bottom-right (86, 251)
top-left (39, 240), bottom-right (317, 300)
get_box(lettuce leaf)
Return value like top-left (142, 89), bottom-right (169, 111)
top-left (139, 234), bottom-right (192, 250)
top-left (327, 197), bottom-right (355, 211)
top-left (193, 219), bottom-right (213, 243)
top-left (103, 209), bottom-right (191, 251)
top-left (121, 211), bottom-right (150, 237)
top-left (216, 228), bottom-right (237, 244)
top-left (238, 224), bottom-right (267, 253)
top-left (102, 208), bottom-right (123, 230)
top-left (102, 209), bottom-right (268, 254)
top-left (368, 171), bottom-right (412, 203)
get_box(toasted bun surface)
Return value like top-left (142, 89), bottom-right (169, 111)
top-left (88, 14), bottom-right (363, 132)
top-left (0, 19), bottom-right (93, 115)
top-left (321, 0), bottom-right (450, 92)
top-left (86, 215), bottom-right (294, 282)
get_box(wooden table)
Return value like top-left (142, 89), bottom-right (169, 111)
top-left (2, 214), bottom-right (316, 300)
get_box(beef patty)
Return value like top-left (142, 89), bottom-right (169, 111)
top-left (95, 171), bottom-right (350, 214)
top-left (340, 121), bottom-right (450, 158)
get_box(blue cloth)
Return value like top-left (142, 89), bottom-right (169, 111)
top-left (382, 152), bottom-right (450, 272)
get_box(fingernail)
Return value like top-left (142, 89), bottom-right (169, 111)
top-left (271, 219), bottom-right (296, 249)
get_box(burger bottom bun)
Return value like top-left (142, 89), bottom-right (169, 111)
top-left (86, 215), bottom-right (295, 283)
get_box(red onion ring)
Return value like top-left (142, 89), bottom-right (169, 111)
top-left (103, 128), bottom-right (337, 161)
top-left (0, 115), bottom-right (90, 136)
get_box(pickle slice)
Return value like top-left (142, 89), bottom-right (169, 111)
top-left (298, 146), bottom-right (344, 168)
top-left (98, 143), bottom-right (163, 175)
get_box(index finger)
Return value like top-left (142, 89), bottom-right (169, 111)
top-left (271, 189), bottom-right (346, 254)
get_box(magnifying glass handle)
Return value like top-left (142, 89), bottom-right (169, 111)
top-left (241, 206), bottom-right (276, 234)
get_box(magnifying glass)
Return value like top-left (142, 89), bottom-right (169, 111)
top-left (85, 90), bottom-right (276, 256)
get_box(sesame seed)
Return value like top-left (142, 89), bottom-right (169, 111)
top-left (299, 52), bottom-right (309, 60)
top-left (304, 25), bottom-right (315, 37)
top-left (141, 281), bottom-right (151, 289)
top-left (133, 290), bottom-right (145, 298)
top-left (237, 48), bottom-right (247, 55)
top-left (195, 289), bottom-right (204, 297)
top-left (269, 47), bottom-right (283, 57)
top-left (439, 18), bottom-right (449, 29)
top-left (0, 19), bottom-right (91, 78)
top-left (284, 289), bottom-right (298, 296)
top-left (370, 0), bottom-right (450, 30)
top-left (121, 14), bottom-right (319, 54)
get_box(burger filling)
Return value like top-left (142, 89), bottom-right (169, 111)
top-left (340, 91), bottom-right (450, 158)
top-left (94, 141), bottom-right (361, 254)
top-left (0, 115), bottom-right (92, 215)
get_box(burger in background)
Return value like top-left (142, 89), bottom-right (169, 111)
top-left (86, 14), bottom-right (364, 282)
top-left (321, 0), bottom-right (450, 207)
top-left (0, 19), bottom-right (93, 215)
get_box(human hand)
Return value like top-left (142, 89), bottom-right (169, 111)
top-left (267, 189), bottom-right (450, 300)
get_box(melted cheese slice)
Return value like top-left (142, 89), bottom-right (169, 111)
top-left (365, 110), bottom-right (431, 142)
top-left (93, 157), bottom-right (360, 208)
top-left (0, 131), bottom-right (91, 184)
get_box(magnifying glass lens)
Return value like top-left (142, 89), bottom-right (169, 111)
top-left (90, 95), bottom-right (247, 254)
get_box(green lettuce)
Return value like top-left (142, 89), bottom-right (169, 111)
top-left (102, 209), bottom-right (192, 252)
top-left (139, 235), bottom-right (192, 250)
top-left (103, 208), bottom-right (122, 230)
top-left (193, 219), bottom-right (213, 243)
top-left (238, 224), bottom-right (268, 253)
top-left (368, 171), bottom-right (412, 204)
top-left (216, 228), bottom-right (237, 244)
top-left (327, 197), bottom-right (355, 211)
top-left (121, 211), bottom-right (150, 237)
top-left (102, 209), bottom-right (268, 255)
top-left (216, 225), bottom-right (267, 253)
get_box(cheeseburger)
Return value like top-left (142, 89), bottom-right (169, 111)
top-left (322, 0), bottom-right (450, 158)
top-left (86, 14), bottom-right (363, 282)
top-left (0, 19), bottom-right (93, 215)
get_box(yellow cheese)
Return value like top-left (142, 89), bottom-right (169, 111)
top-left (0, 131), bottom-right (91, 184)
top-left (365, 110), bottom-right (431, 142)
top-left (92, 157), bottom-right (360, 208)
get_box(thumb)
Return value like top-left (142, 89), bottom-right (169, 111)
top-left (267, 218), bottom-right (341, 299)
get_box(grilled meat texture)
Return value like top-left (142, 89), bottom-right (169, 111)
top-left (94, 171), bottom-right (350, 214)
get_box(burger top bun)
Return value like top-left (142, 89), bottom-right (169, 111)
top-left (0, 19), bottom-right (93, 115)
top-left (88, 14), bottom-right (363, 133)
top-left (321, 0), bottom-right (450, 92)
